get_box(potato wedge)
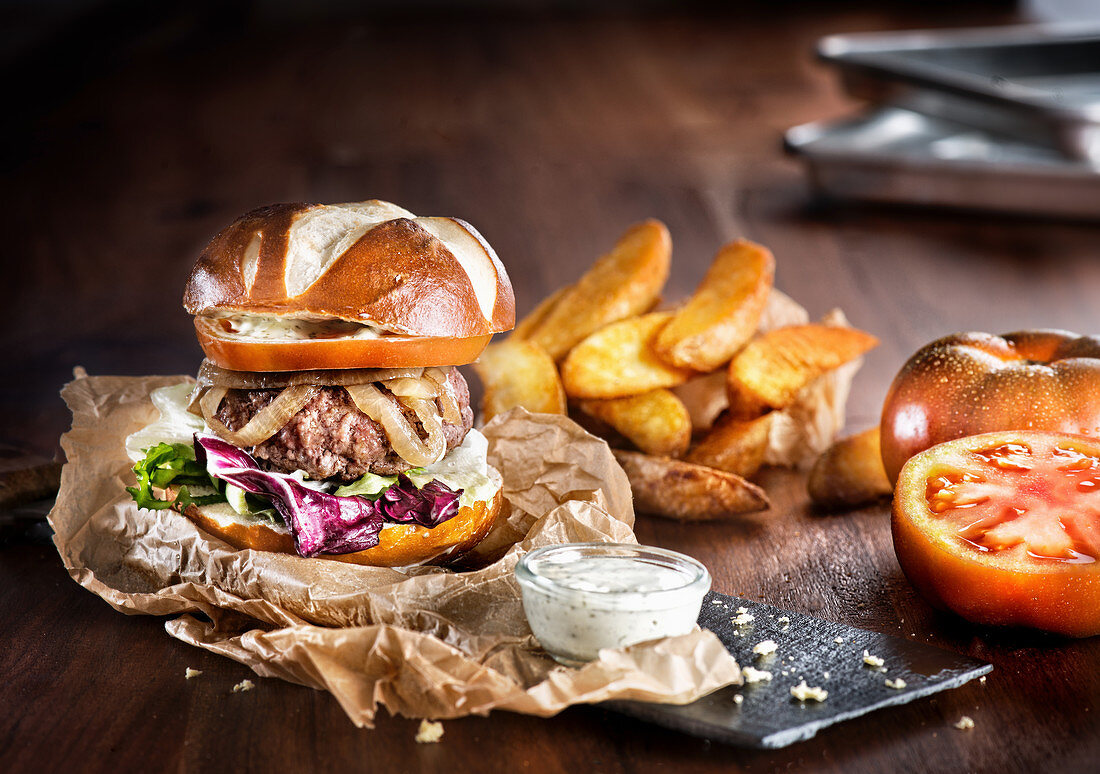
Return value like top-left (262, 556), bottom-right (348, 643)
top-left (473, 340), bottom-right (567, 422)
top-left (529, 220), bottom-right (671, 360)
top-left (685, 411), bottom-right (773, 478)
top-left (653, 239), bottom-right (774, 371)
top-left (727, 324), bottom-right (879, 417)
top-left (578, 389), bottom-right (691, 457)
top-left (613, 450), bottom-right (769, 521)
top-left (512, 285), bottom-right (573, 341)
top-left (561, 312), bottom-right (695, 399)
top-left (808, 427), bottom-right (893, 510)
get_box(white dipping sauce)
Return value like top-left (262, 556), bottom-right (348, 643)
top-left (516, 543), bottom-right (711, 666)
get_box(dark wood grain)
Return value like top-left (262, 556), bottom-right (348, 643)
top-left (3, 4), bottom-right (1099, 773)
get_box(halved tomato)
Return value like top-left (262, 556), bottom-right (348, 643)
top-left (893, 430), bottom-right (1100, 637)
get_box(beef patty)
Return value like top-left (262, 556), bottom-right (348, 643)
top-left (215, 366), bottom-right (474, 481)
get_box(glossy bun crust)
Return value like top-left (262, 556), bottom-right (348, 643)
top-left (184, 200), bottom-right (514, 338)
top-left (179, 487), bottom-right (503, 568)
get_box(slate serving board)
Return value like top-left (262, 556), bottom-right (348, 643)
top-left (609, 591), bottom-right (992, 749)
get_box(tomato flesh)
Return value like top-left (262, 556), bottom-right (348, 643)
top-left (893, 430), bottom-right (1100, 637)
top-left (924, 440), bottom-right (1100, 564)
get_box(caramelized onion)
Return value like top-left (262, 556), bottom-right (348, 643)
top-left (191, 360), bottom-right (460, 465)
top-left (382, 376), bottom-right (439, 399)
top-left (424, 367), bottom-right (461, 425)
top-left (196, 359), bottom-right (422, 390)
top-left (398, 396), bottom-right (446, 464)
top-left (344, 384), bottom-right (442, 467)
top-left (200, 385), bottom-right (320, 447)
top-left (198, 385), bottom-right (228, 423)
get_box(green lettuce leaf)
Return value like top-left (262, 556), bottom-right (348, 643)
top-left (334, 472), bottom-right (399, 500)
top-left (126, 442), bottom-right (225, 511)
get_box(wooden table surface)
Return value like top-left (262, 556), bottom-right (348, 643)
top-left (3, 3), bottom-right (1098, 772)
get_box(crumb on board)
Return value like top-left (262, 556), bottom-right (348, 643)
top-left (885, 678), bottom-right (907, 690)
top-left (752, 640), bottom-right (778, 657)
top-left (232, 680), bottom-right (255, 693)
top-left (980, 676), bottom-right (987, 685)
top-left (185, 668), bottom-right (202, 680)
top-left (790, 681), bottom-right (828, 702)
top-left (731, 607), bottom-right (755, 626)
top-left (863, 650), bottom-right (885, 668)
top-left (416, 720), bottom-right (444, 743)
top-left (742, 666), bottom-right (773, 684)
top-left (954, 715), bottom-right (975, 731)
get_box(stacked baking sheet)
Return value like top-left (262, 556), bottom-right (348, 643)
top-left (785, 24), bottom-right (1100, 218)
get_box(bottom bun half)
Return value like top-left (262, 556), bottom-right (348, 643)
top-left (178, 487), bottom-right (504, 568)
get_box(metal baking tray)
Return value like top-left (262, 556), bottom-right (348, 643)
top-left (818, 24), bottom-right (1100, 161)
top-left (784, 107), bottom-right (1100, 219)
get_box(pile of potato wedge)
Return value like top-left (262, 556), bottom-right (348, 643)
top-left (474, 220), bottom-right (879, 521)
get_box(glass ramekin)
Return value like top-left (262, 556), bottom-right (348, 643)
top-left (515, 542), bottom-right (711, 666)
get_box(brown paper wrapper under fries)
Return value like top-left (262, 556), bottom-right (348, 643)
top-left (49, 374), bottom-right (741, 727)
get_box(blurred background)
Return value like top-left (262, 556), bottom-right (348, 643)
top-left (4, 0), bottom-right (1099, 460)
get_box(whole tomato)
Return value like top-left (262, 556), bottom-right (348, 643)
top-left (880, 330), bottom-right (1100, 483)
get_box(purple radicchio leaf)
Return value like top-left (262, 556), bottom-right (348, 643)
top-left (194, 435), bottom-right (383, 557)
top-left (378, 478), bottom-right (461, 527)
top-left (193, 436), bottom-right (465, 558)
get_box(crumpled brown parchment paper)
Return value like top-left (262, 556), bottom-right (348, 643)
top-left (49, 375), bottom-right (741, 727)
top-left (673, 291), bottom-right (863, 468)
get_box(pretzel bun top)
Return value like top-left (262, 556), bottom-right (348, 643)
top-left (183, 200), bottom-right (515, 338)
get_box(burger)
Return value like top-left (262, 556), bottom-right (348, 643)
top-left (125, 200), bottom-right (514, 567)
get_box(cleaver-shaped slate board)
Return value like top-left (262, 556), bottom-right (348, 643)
top-left (608, 591), bottom-right (992, 749)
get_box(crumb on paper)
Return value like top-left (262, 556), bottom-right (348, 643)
top-left (777, 616), bottom-right (790, 630)
top-left (834, 637), bottom-right (844, 644)
top-left (184, 668), bottom-right (202, 680)
top-left (232, 680), bottom-right (255, 693)
top-left (711, 599), bottom-right (724, 605)
top-left (885, 678), bottom-right (907, 690)
top-left (790, 681), bottom-right (828, 702)
top-left (863, 649), bottom-right (885, 668)
top-left (742, 666), bottom-right (773, 684)
top-left (823, 671), bottom-right (831, 680)
top-left (416, 719), bottom-right (444, 743)
top-left (733, 694), bottom-right (744, 705)
top-left (954, 716), bottom-right (975, 731)
top-left (753, 640), bottom-right (778, 658)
